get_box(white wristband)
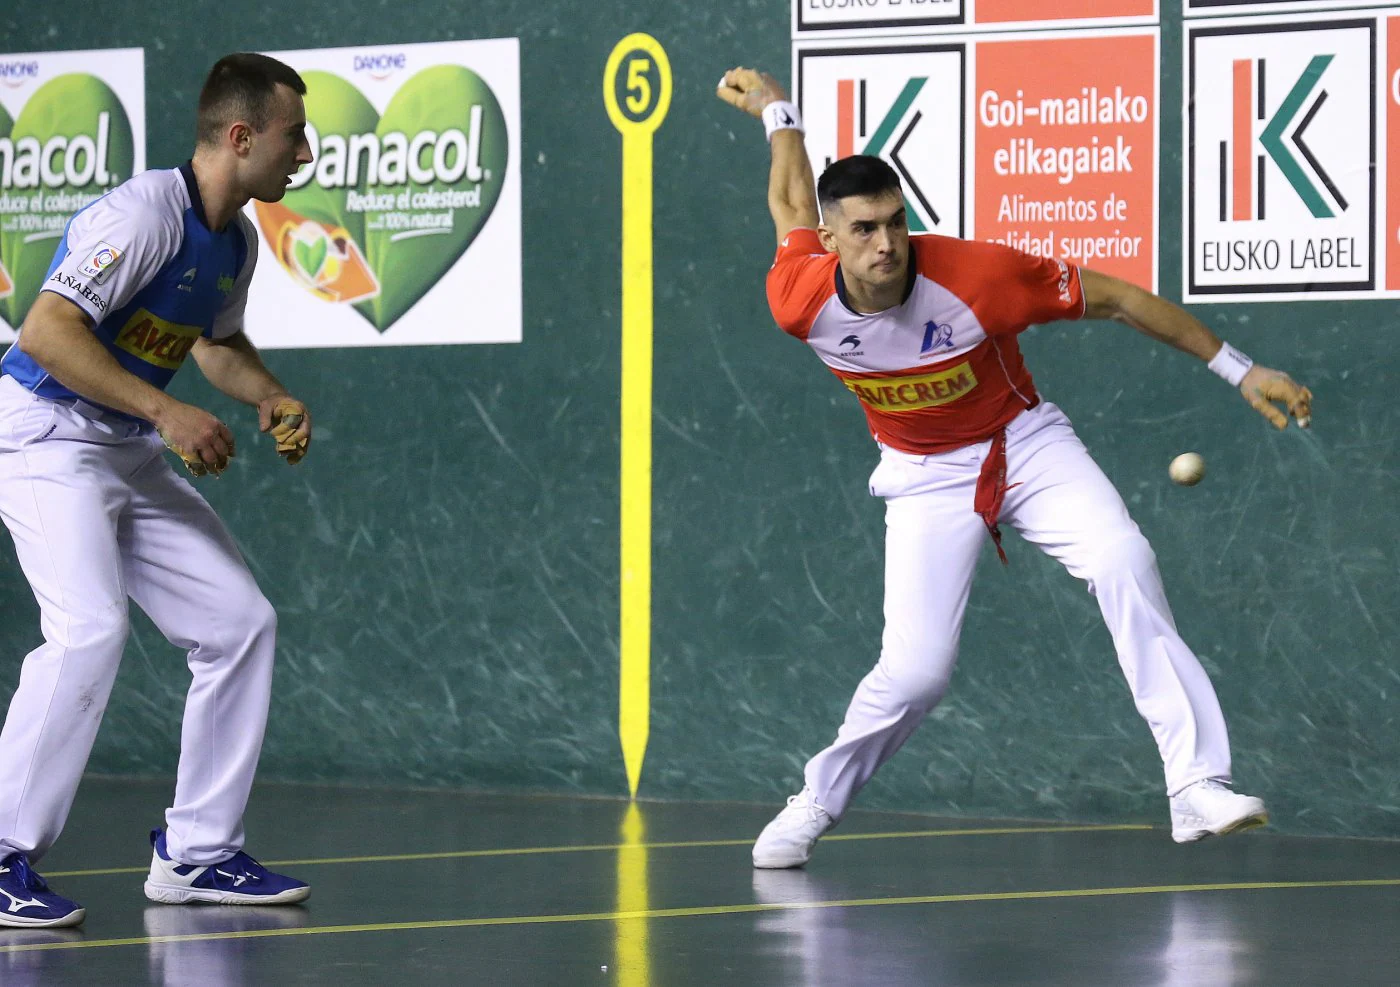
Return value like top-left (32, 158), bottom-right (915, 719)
top-left (762, 101), bottom-right (803, 142)
top-left (1208, 341), bottom-right (1254, 387)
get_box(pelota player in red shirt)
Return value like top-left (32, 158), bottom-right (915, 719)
top-left (716, 68), bottom-right (1313, 869)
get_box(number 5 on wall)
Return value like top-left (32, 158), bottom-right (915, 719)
top-left (604, 34), bottom-right (671, 798)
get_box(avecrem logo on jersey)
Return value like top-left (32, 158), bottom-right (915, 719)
top-left (1186, 20), bottom-right (1375, 299)
top-left (0, 61), bottom-right (39, 88)
top-left (844, 363), bottom-right (977, 412)
top-left (352, 53), bottom-right (407, 81)
top-left (47, 272), bottom-right (108, 313)
top-left (112, 308), bottom-right (202, 370)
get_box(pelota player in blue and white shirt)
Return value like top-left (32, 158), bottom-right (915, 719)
top-left (0, 53), bottom-right (318, 927)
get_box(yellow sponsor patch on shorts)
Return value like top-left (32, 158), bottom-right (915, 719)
top-left (112, 309), bottom-right (202, 370)
top-left (844, 363), bottom-right (978, 412)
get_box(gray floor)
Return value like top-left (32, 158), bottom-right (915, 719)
top-left (2, 778), bottom-right (1397, 985)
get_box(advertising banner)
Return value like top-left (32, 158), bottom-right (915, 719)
top-left (245, 38), bottom-right (521, 347)
top-left (794, 0), bottom-right (1156, 37)
top-left (1184, 14), bottom-right (1385, 300)
top-left (797, 29), bottom-right (1160, 291)
top-left (0, 48), bottom-right (144, 340)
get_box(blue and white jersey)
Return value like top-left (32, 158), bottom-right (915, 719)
top-left (1, 163), bottom-right (258, 415)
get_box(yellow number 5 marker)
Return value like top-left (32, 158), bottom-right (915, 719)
top-left (604, 34), bottom-right (671, 799)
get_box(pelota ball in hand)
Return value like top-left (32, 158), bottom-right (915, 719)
top-left (1169, 452), bottom-right (1205, 487)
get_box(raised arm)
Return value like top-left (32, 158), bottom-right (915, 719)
top-left (716, 68), bottom-right (820, 245)
top-left (1080, 267), bottom-right (1312, 430)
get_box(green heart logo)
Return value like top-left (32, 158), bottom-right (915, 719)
top-left (294, 234), bottom-right (327, 279)
top-left (0, 75), bottom-right (134, 328)
top-left (256, 66), bottom-right (507, 332)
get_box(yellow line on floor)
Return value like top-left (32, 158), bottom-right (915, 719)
top-left (43, 824), bottom-right (1151, 878)
top-left (4, 876), bottom-right (1398, 953)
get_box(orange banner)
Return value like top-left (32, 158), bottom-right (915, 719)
top-left (976, 0), bottom-right (1153, 24)
top-left (973, 33), bottom-right (1157, 290)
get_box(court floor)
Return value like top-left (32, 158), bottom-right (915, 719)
top-left (2, 777), bottom-right (1397, 985)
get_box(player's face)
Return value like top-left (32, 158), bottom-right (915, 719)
top-left (246, 85), bottom-right (314, 203)
top-left (824, 191), bottom-right (909, 291)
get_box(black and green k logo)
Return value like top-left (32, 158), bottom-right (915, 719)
top-left (834, 77), bottom-right (939, 231)
top-left (1257, 54), bottom-right (1346, 218)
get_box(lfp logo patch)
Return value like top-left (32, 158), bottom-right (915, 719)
top-left (77, 241), bottom-right (125, 284)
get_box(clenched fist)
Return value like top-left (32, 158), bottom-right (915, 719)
top-left (716, 67), bottom-right (788, 118)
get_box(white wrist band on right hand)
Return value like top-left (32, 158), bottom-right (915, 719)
top-left (762, 100), bottom-right (803, 142)
top-left (1208, 341), bottom-right (1254, 387)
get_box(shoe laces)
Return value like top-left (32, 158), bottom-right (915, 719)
top-left (783, 791), bottom-right (829, 824)
top-left (0, 854), bottom-right (49, 893)
top-left (215, 851), bottom-right (267, 881)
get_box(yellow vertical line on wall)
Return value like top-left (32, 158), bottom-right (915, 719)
top-left (604, 34), bottom-right (672, 798)
top-left (612, 802), bottom-right (651, 984)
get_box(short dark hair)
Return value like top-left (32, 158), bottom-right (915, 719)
top-left (817, 155), bottom-right (902, 214)
top-left (196, 53), bottom-right (307, 146)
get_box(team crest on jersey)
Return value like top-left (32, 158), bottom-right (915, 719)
top-left (77, 241), bottom-right (125, 286)
top-left (113, 309), bottom-right (202, 370)
top-left (919, 321), bottom-right (954, 356)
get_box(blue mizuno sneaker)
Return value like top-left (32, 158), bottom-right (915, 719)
top-left (143, 830), bottom-right (310, 905)
top-left (0, 851), bottom-right (85, 927)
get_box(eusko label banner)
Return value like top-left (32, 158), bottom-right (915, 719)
top-left (245, 38), bottom-right (521, 348)
top-left (797, 29), bottom-right (1160, 292)
top-left (1184, 12), bottom-right (1398, 300)
top-left (794, 0), bottom-right (1156, 37)
top-left (0, 49), bottom-right (145, 341)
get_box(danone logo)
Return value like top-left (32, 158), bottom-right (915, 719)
top-left (254, 65), bottom-right (507, 332)
top-left (353, 53), bottom-right (406, 80)
top-left (0, 74), bottom-right (135, 328)
top-left (0, 61), bottom-right (39, 89)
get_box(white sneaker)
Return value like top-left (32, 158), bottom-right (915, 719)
top-left (752, 788), bottom-right (835, 869)
top-left (1170, 779), bottom-right (1268, 843)
top-left (144, 829), bottom-right (310, 905)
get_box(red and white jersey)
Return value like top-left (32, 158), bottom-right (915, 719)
top-left (767, 229), bottom-right (1085, 455)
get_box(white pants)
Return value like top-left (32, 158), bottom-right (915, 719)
top-left (0, 376), bottom-right (276, 866)
top-left (805, 401), bottom-right (1232, 819)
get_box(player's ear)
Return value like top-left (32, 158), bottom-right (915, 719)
top-left (228, 121), bottom-right (254, 155)
top-left (817, 224), bottom-right (838, 253)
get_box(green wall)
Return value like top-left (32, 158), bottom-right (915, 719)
top-left (0, 1), bottom-right (1395, 838)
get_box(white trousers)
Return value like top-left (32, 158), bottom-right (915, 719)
top-left (805, 401), bottom-right (1232, 819)
top-left (0, 376), bottom-right (276, 866)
